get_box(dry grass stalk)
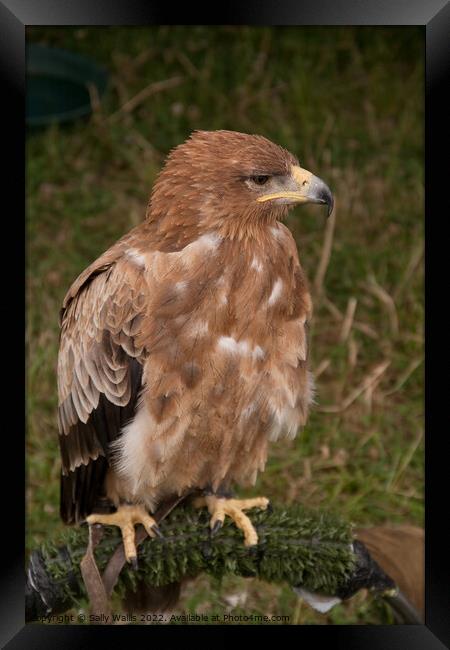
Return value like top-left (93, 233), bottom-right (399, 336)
top-left (352, 321), bottom-right (379, 340)
top-left (339, 297), bottom-right (358, 342)
top-left (109, 76), bottom-right (185, 121)
top-left (87, 82), bottom-right (102, 115)
top-left (347, 335), bottom-right (359, 368)
top-left (318, 359), bottom-right (391, 413)
top-left (132, 48), bottom-right (154, 70)
top-left (313, 203), bottom-right (337, 299)
top-left (175, 51), bottom-right (200, 78)
top-left (381, 357), bottom-right (423, 398)
top-left (314, 358), bottom-right (331, 379)
top-left (322, 295), bottom-right (343, 319)
top-left (316, 113), bottom-right (335, 157)
top-left (393, 242), bottom-right (424, 300)
top-left (112, 74), bottom-right (131, 110)
top-left (128, 130), bottom-right (162, 161)
top-left (388, 431), bottom-right (423, 492)
top-left (362, 383), bottom-right (374, 414)
top-left (303, 458), bottom-right (312, 481)
top-left (323, 297), bottom-right (379, 340)
top-left (365, 274), bottom-right (399, 336)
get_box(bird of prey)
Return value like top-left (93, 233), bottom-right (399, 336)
top-left (58, 130), bottom-right (333, 571)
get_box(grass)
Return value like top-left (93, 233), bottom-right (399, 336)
top-left (26, 26), bottom-right (424, 625)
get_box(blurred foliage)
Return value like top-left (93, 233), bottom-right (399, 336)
top-left (26, 26), bottom-right (424, 625)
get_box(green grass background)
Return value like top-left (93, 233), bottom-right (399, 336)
top-left (26, 26), bottom-right (424, 625)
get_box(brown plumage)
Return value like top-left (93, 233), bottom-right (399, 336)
top-left (57, 130), bottom-right (333, 607)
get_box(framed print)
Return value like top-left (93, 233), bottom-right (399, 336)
top-left (3, 1), bottom-right (448, 647)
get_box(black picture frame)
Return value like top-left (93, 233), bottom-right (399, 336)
top-left (5, 1), bottom-right (449, 647)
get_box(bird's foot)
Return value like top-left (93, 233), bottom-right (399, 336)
top-left (193, 495), bottom-right (269, 546)
top-left (86, 503), bottom-right (162, 567)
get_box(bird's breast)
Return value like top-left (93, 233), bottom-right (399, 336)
top-left (139, 228), bottom-right (313, 439)
top-left (113, 228), bottom-right (313, 501)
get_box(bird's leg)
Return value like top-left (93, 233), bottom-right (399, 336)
top-left (193, 494), bottom-right (270, 546)
top-left (86, 503), bottom-right (162, 567)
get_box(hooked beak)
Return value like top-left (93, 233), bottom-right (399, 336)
top-left (257, 165), bottom-right (334, 217)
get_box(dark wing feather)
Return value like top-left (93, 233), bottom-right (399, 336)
top-left (58, 250), bottom-right (148, 524)
top-left (59, 359), bottom-right (143, 523)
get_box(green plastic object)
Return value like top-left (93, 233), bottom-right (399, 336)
top-left (26, 44), bottom-right (108, 127)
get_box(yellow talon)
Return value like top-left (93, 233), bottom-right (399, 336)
top-left (86, 503), bottom-right (160, 564)
top-left (193, 495), bottom-right (269, 546)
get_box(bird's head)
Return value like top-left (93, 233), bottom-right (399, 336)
top-left (148, 130), bottom-right (333, 240)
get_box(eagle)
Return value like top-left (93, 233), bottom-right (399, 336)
top-left (57, 130), bottom-right (333, 583)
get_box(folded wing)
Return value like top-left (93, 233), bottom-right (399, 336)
top-left (58, 247), bottom-right (148, 523)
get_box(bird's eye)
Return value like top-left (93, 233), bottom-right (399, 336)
top-left (251, 175), bottom-right (270, 186)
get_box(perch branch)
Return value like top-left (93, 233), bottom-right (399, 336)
top-left (25, 503), bottom-right (420, 624)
